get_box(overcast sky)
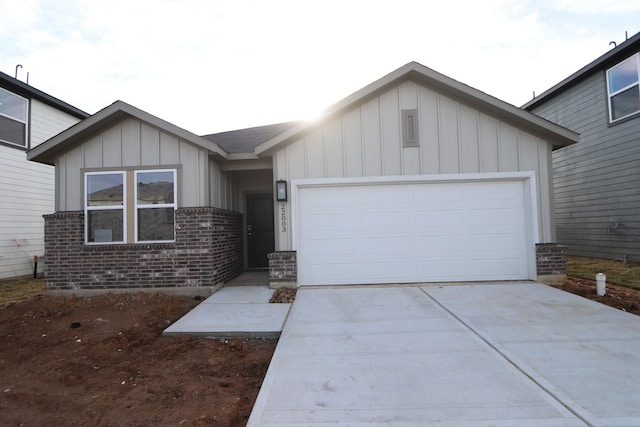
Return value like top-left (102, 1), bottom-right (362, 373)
top-left (1, 0), bottom-right (639, 135)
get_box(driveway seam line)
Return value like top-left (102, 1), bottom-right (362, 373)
top-left (418, 287), bottom-right (594, 427)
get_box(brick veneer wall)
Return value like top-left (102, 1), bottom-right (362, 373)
top-left (268, 251), bottom-right (297, 288)
top-left (536, 243), bottom-right (568, 276)
top-left (43, 208), bottom-right (243, 290)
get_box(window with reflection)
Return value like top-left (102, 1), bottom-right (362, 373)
top-left (84, 169), bottom-right (177, 244)
top-left (85, 172), bottom-right (125, 243)
top-left (135, 170), bottom-right (176, 242)
top-left (0, 87), bottom-right (28, 147)
top-left (607, 53), bottom-right (640, 122)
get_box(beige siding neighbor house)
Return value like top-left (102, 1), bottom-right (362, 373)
top-left (28, 62), bottom-right (577, 291)
top-left (1, 72), bottom-right (88, 279)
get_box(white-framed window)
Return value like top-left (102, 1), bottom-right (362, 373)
top-left (85, 171), bottom-right (126, 244)
top-left (0, 87), bottom-right (28, 147)
top-left (607, 53), bottom-right (640, 123)
top-left (84, 169), bottom-right (177, 244)
top-left (134, 169), bottom-right (177, 243)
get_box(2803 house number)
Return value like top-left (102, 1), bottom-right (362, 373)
top-left (280, 203), bottom-right (287, 232)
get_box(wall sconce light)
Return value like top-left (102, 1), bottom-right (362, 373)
top-left (276, 180), bottom-right (287, 201)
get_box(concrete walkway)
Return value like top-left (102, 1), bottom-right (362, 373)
top-left (248, 283), bottom-right (640, 426)
top-left (163, 281), bottom-right (291, 338)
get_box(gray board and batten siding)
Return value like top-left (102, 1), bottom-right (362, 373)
top-left (525, 39), bottom-right (640, 262)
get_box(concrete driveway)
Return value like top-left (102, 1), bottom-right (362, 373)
top-left (247, 283), bottom-right (640, 426)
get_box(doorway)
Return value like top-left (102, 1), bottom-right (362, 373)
top-left (246, 193), bottom-right (275, 269)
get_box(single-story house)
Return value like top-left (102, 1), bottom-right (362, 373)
top-left (0, 71), bottom-right (88, 279)
top-left (27, 62), bottom-right (578, 292)
top-left (523, 31), bottom-right (640, 262)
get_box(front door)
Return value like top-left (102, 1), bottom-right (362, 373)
top-left (246, 194), bottom-right (275, 269)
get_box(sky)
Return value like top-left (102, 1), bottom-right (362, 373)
top-left (1, 0), bottom-right (639, 135)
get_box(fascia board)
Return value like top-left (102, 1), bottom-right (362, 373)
top-left (28, 100), bottom-right (228, 165)
top-left (255, 62), bottom-right (578, 156)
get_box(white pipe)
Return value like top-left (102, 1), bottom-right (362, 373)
top-left (596, 273), bottom-right (606, 296)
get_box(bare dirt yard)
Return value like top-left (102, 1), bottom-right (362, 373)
top-left (0, 257), bottom-right (637, 426)
top-left (0, 290), bottom-right (280, 426)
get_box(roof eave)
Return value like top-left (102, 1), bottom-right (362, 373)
top-left (28, 101), bottom-right (229, 165)
top-left (0, 72), bottom-right (89, 119)
top-left (523, 31), bottom-right (640, 110)
top-left (255, 61), bottom-right (579, 154)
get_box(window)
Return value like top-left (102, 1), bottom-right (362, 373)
top-left (402, 109), bottom-right (419, 147)
top-left (135, 170), bottom-right (177, 242)
top-left (0, 87), bottom-right (28, 147)
top-left (85, 172), bottom-right (126, 243)
top-left (84, 169), bottom-right (177, 244)
top-left (607, 53), bottom-right (640, 122)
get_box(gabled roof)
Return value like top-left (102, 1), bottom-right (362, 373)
top-left (523, 31), bottom-right (640, 110)
top-left (202, 121), bottom-right (300, 154)
top-left (27, 100), bottom-right (228, 165)
top-left (0, 71), bottom-right (88, 119)
top-left (256, 61), bottom-right (578, 155)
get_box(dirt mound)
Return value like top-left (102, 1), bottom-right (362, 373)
top-left (269, 287), bottom-right (297, 303)
top-left (0, 292), bottom-right (276, 426)
top-left (554, 277), bottom-right (640, 315)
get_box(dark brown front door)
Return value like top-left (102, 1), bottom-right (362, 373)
top-left (246, 194), bottom-right (275, 268)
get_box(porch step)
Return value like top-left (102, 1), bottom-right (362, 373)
top-left (225, 271), bottom-right (269, 286)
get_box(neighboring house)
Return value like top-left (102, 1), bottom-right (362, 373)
top-left (28, 62), bottom-right (577, 291)
top-left (523, 31), bottom-right (640, 263)
top-left (0, 72), bottom-right (88, 279)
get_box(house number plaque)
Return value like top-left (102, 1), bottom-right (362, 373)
top-left (280, 203), bottom-right (287, 232)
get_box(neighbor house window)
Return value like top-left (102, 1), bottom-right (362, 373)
top-left (84, 169), bottom-right (177, 244)
top-left (0, 87), bottom-right (28, 147)
top-left (607, 53), bottom-right (640, 122)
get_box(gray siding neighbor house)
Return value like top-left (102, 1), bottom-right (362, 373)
top-left (28, 62), bottom-right (577, 292)
top-left (523, 31), bottom-right (640, 263)
top-left (0, 72), bottom-right (88, 279)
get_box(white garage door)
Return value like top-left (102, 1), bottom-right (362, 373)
top-left (295, 178), bottom-right (533, 286)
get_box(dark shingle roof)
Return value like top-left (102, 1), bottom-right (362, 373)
top-left (201, 121), bottom-right (300, 154)
top-left (0, 71), bottom-right (88, 119)
top-left (522, 31), bottom-right (640, 110)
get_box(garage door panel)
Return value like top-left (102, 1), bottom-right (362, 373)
top-left (297, 179), bottom-right (532, 286)
top-left (303, 187), bottom-right (353, 204)
top-left (360, 237), bottom-right (412, 255)
top-left (412, 225), bottom-right (464, 236)
top-left (357, 186), bottom-right (410, 204)
top-left (412, 211), bottom-right (466, 227)
top-left (360, 211), bottom-right (412, 228)
top-left (360, 261), bottom-right (419, 282)
top-left (413, 200), bottom-right (468, 212)
top-left (305, 238), bottom-right (359, 256)
top-left (466, 208), bottom-right (521, 225)
top-left (412, 260), bottom-right (469, 279)
top-left (306, 217), bottom-right (357, 233)
top-left (465, 181), bottom-right (517, 196)
top-left (304, 264), bottom-right (362, 282)
top-left (469, 258), bottom-right (524, 277)
top-left (467, 234), bottom-right (521, 251)
top-left (413, 239), bottom-right (467, 253)
top-left (411, 185), bottom-right (464, 202)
